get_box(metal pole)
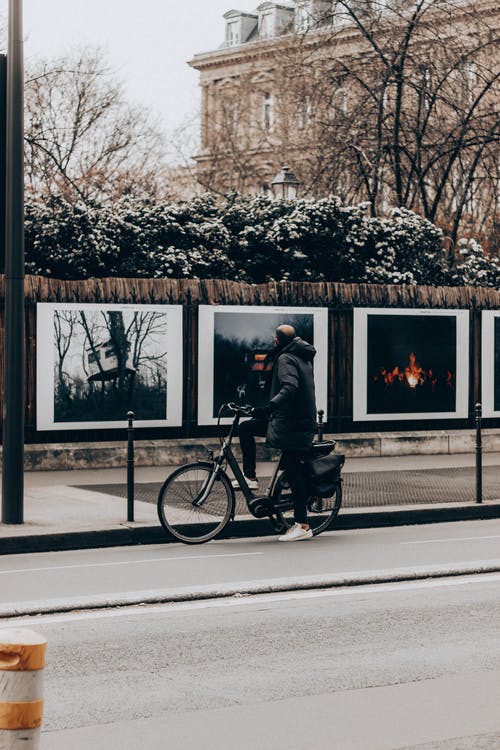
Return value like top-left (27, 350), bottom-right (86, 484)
top-left (475, 402), bottom-right (482, 505)
top-left (317, 409), bottom-right (324, 441)
top-left (0, 55), bottom-right (6, 274)
top-left (127, 411), bottom-right (135, 522)
top-left (2, 0), bottom-right (25, 524)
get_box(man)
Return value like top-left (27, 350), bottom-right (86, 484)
top-left (267, 324), bottom-right (317, 542)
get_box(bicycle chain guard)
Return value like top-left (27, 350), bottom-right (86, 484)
top-left (248, 494), bottom-right (274, 518)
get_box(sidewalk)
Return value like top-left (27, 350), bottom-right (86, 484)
top-left (1, 452), bottom-right (499, 555)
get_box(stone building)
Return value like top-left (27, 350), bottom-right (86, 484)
top-left (189, 0), bottom-right (499, 244)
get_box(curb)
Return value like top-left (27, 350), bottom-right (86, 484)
top-left (1, 502), bottom-right (500, 555)
top-left (2, 560), bottom-right (500, 618)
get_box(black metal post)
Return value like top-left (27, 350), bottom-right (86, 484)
top-left (2, 0), bottom-right (25, 524)
top-left (127, 411), bottom-right (135, 522)
top-left (317, 409), bottom-right (324, 441)
top-left (0, 54), bottom-right (6, 274)
top-left (475, 402), bottom-right (482, 505)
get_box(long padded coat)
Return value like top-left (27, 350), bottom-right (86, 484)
top-left (266, 337), bottom-right (317, 452)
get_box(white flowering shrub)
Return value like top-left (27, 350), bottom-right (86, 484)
top-left (24, 193), bottom-right (499, 286)
top-left (448, 238), bottom-right (500, 287)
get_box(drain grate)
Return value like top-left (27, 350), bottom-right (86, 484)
top-left (74, 465), bottom-right (500, 510)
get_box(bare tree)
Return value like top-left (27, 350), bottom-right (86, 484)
top-left (312, 1), bottom-right (498, 244)
top-left (193, 0), bottom-right (499, 243)
top-left (53, 310), bottom-right (78, 402)
top-left (25, 48), bottom-right (167, 205)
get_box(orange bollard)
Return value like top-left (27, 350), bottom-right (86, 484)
top-left (0, 629), bottom-right (47, 749)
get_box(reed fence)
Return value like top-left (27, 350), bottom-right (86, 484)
top-left (0, 275), bottom-right (498, 443)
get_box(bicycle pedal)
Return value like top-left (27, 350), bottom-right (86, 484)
top-left (308, 498), bottom-right (325, 513)
top-left (271, 518), bottom-right (286, 533)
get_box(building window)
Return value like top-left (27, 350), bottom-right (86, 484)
top-left (262, 92), bottom-right (274, 130)
top-left (226, 20), bottom-right (240, 46)
top-left (458, 61), bottom-right (478, 102)
top-left (223, 100), bottom-right (239, 135)
top-left (296, 3), bottom-right (309, 32)
top-left (297, 97), bottom-right (312, 129)
top-left (332, 88), bottom-right (348, 118)
top-left (260, 11), bottom-right (274, 38)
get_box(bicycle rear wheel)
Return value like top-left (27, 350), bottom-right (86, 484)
top-left (157, 462), bottom-right (233, 544)
top-left (274, 476), bottom-right (342, 536)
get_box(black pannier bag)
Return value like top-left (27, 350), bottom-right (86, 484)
top-left (305, 441), bottom-right (345, 498)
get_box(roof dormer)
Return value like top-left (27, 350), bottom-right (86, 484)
top-left (256, 2), bottom-right (295, 40)
top-left (223, 10), bottom-right (258, 47)
top-left (294, 0), bottom-right (332, 32)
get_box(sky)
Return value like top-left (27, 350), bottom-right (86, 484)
top-left (16, 0), bottom-right (258, 149)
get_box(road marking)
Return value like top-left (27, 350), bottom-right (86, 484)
top-left (4, 573), bottom-right (499, 627)
top-left (401, 535), bottom-right (500, 545)
top-left (0, 551), bottom-right (263, 575)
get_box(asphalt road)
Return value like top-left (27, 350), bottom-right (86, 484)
top-left (1, 520), bottom-right (500, 614)
top-left (6, 573), bottom-right (500, 749)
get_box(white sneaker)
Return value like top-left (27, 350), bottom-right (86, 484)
top-left (231, 477), bottom-right (259, 491)
top-left (278, 523), bottom-right (313, 542)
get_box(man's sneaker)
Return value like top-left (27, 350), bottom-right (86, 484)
top-left (278, 523), bottom-right (313, 542)
top-left (231, 477), bottom-right (259, 491)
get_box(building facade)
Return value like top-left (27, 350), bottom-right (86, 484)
top-left (189, 0), bottom-right (499, 245)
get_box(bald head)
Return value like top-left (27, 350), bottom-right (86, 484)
top-left (275, 324), bottom-right (296, 347)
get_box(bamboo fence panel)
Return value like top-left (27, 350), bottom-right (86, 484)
top-left (0, 275), bottom-right (498, 439)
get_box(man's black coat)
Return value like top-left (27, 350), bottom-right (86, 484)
top-left (266, 337), bottom-right (317, 452)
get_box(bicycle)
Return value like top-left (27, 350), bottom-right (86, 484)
top-left (157, 403), bottom-right (343, 544)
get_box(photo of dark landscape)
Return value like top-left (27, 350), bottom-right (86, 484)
top-left (213, 310), bottom-right (314, 417)
top-left (366, 314), bottom-right (457, 415)
top-left (495, 317), bottom-right (500, 412)
top-left (51, 307), bottom-right (169, 423)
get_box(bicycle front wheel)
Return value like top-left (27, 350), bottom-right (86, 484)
top-left (157, 462), bottom-right (234, 544)
top-left (274, 476), bottom-right (342, 536)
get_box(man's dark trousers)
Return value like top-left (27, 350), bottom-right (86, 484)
top-left (238, 417), bottom-right (267, 479)
top-left (281, 450), bottom-right (308, 524)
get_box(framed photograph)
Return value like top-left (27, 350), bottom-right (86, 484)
top-left (198, 305), bottom-right (328, 425)
top-left (37, 303), bottom-right (183, 430)
top-left (481, 311), bottom-right (500, 418)
top-left (353, 308), bottom-right (469, 421)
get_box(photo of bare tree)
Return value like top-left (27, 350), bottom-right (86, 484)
top-left (198, 305), bottom-right (328, 425)
top-left (37, 303), bottom-right (183, 429)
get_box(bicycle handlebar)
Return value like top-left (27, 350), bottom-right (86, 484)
top-left (223, 402), bottom-right (254, 417)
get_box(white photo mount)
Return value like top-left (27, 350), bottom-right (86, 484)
top-left (36, 302), bottom-right (183, 430)
top-left (353, 307), bottom-right (470, 421)
top-left (198, 305), bottom-right (329, 426)
top-left (481, 310), bottom-right (500, 418)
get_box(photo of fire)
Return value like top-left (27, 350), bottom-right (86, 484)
top-left (366, 313), bottom-right (458, 415)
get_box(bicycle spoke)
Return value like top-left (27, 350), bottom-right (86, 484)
top-left (158, 463), bottom-right (233, 544)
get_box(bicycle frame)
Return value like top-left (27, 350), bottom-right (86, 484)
top-left (194, 408), bottom-right (285, 515)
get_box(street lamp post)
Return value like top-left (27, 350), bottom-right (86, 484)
top-left (2, 0), bottom-right (25, 524)
top-left (271, 165), bottom-right (301, 200)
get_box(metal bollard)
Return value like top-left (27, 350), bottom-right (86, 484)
top-left (127, 411), bottom-right (135, 522)
top-left (317, 409), bottom-right (325, 441)
top-left (0, 628), bottom-right (47, 749)
top-left (475, 402), bottom-right (482, 504)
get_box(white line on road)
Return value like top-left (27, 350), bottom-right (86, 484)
top-left (5, 573), bottom-right (500, 627)
top-left (401, 535), bottom-right (500, 545)
top-left (0, 551), bottom-right (263, 575)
